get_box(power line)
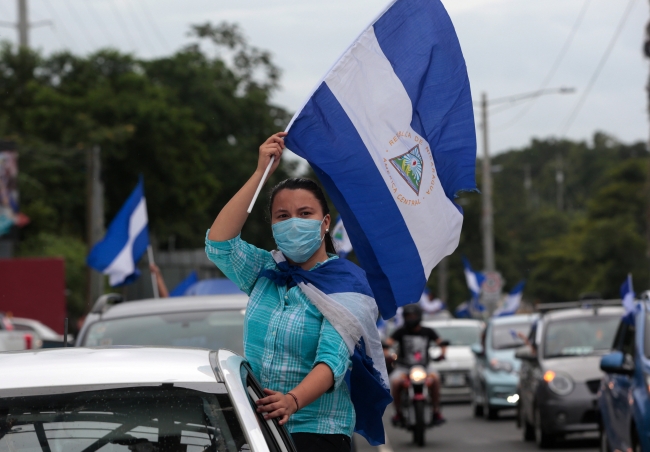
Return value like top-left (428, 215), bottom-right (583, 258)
top-left (121, 0), bottom-right (157, 54)
top-left (106, 0), bottom-right (137, 52)
top-left (83, 0), bottom-right (117, 45)
top-left (62, 0), bottom-right (98, 50)
top-left (42, 0), bottom-right (75, 51)
top-left (559, 0), bottom-right (638, 136)
top-left (498, 0), bottom-right (592, 130)
top-left (138, 0), bottom-right (170, 52)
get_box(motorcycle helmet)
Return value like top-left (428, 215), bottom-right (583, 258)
top-left (402, 303), bottom-right (422, 330)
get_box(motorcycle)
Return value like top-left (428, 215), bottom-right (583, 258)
top-left (392, 340), bottom-right (449, 447)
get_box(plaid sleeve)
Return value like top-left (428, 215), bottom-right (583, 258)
top-left (204, 230), bottom-right (274, 296)
top-left (315, 319), bottom-right (352, 392)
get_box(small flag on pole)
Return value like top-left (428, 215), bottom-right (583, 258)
top-left (285, 0), bottom-right (477, 319)
top-left (87, 177), bottom-right (149, 286)
top-left (494, 281), bottom-right (525, 317)
top-left (463, 257), bottom-right (484, 300)
top-left (620, 274), bottom-right (635, 325)
top-left (331, 217), bottom-right (353, 258)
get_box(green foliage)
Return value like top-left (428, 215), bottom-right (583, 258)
top-left (430, 134), bottom-right (649, 309)
top-left (0, 22), bottom-right (292, 313)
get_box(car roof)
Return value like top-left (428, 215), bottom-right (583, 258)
top-left (422, 318), bottom-right (483, 328)
top-left (542, 306), bottom-right (624, 322)
top-left (490, 313), bottom-right (538, 326)
top-left (0, 347), bottom-right (220, 392)
top-left (99, 294), bottom-right (249, 320)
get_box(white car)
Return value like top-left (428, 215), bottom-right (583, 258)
top-left (0, 347), bottom-right (297, 452)
top-left (423, 318), bottom-right (484, 402)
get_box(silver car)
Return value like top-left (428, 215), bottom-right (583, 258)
top-left (0, 347), bottom-right (297, 452)
top-left (76, 294), bottom-right (248, 354)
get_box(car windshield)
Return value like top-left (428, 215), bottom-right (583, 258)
top-left (83, 310), bottom-right (245, 354)
top-left (491, 322), bottom-right (531, 350)
top-left (0, 386), bottom-right (247, 451)
top-left (544, 315), bottom-right (620, 358)
top-left (430, 325), bottom-right (481, 346)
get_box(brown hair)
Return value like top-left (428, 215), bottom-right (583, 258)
top-left (268, 178), bottom-right (337, 255)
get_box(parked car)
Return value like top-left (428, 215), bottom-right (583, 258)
top-left (423, 318), bottom-right (483, 402)
top-left (517, 302), bottom-right (623, 448)
top-left (0, 346), bottom-right (297, 452)
top-left (598, 299), bottom-right (650, 452)
top-left (0, 312), bottom-right (36, 351)
top-left (76, 293), bottom-right (248, 354)
top-left (470, 313), bottom-right (538, 419)
top-left (10, 316), bottom-right (72, 347)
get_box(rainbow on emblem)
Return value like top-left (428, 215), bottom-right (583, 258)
top-left (389, 144), bottom-right (424, 195)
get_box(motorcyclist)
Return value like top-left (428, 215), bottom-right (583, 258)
top-left (385, 303), bottom-right (447, 426)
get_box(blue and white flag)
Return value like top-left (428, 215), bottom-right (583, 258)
top-left (463, 257), bottom-right (485, 300)
top-left (169, 271), bottom-right (199, 297)
top-left (332, 216), bottom-right (353, 258)
top-left (455, 302), bottom-right (471, 318)
top-left (261, 252), bottom-right (392, 446)
top-left (494, 281), bottom-right (525, 317)
top-left (285, 0), bottom-right (476, 319)
top-left (87, 178), bottom-right (149, 286)
top-left (620, 274), bottom-right (635, 325)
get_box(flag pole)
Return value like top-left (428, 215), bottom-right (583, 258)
top-left (247, 156), bottom-right (275, 213)
top-left (147, 245), bottom-right (160, 299)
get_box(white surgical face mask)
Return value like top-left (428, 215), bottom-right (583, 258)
top-left (272, 218), bottom-right (325, 263)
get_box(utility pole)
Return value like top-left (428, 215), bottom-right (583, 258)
top-left (481, 92), bottom-right (495, 272)
top-left (0, 0), bottom-right (52, 49)
top-left (86, 146), bottom-right (104, 310)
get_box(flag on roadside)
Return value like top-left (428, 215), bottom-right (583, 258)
top-left (285, 0), bottom-right (476, 319)
top-left (494, 281), bottom-right (525, 317)
top-left (331, 216), bottom-right (353, 258)
top-left (169, 271), bottom-right (199, 297)
top-left (87, 177), bottom-right (149, 286)
top-left (620, 274), bottom-right (635, 325)
top-left (455, 302), bottom-right (471, 318)
top-left (463, 257), bottom-right (484, 300)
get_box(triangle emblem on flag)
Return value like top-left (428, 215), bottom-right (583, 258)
top-left (389, 144), bottom-right (424, 195)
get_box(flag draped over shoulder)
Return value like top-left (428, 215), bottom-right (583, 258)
top-left (260, 253), bottom-right (392, 446)
top-left (285, 0), bottom-right (477, 319)
top-left (87, 177), bottom-right (149, 286)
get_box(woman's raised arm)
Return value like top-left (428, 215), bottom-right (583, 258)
top-left (208, 132), bottom-right (286, 242)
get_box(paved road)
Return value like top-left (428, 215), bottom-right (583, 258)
top-left (354, 404), bottom-right (598, 452)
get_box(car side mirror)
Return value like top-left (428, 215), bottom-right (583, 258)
top-left (470, 343), bottom-right (484, 356)
top-left (600, 351), bottom-right (634, 376)
top-left (515, 346), bottom-right (535, 361)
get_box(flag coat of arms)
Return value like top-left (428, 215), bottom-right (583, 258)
top-left (285, 0), bottom-right (477, 319)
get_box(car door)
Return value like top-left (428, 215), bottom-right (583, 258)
top-left (603, 320), bottom-right (635, 451)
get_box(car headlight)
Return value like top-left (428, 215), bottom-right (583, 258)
top-left (544, 370), bottom-right (574, 396)
top-left (409, 365), bottom-right (428, 384)
top-left (489, 359), bottom-right (513, 373)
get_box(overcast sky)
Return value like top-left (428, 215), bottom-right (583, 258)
top-left (1, 0), bottom-right (648, 155)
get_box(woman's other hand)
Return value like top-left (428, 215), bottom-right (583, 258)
top-left (258, 132), bottom-right (287, 176)
top-left (256, 388), bottom-right (298, 425)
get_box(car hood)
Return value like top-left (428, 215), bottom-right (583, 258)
top-left (488, 348), bottom-right (521, 371)
top-left (543, 355), bottom-right (604, 382)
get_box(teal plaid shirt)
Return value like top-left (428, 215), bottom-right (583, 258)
top-left (205, 232), bottom-right (354, 437)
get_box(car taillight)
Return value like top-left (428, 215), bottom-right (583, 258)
top-left (24, 333), bottom-right (33, 350)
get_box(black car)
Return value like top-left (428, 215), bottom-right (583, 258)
top-left (516, 302), bottom-right (623, 448)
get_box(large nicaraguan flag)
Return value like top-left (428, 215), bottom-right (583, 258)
top-left (87, 178), bottom-right (149, 286)
top-left (285, 0), bottom-right (476, 319)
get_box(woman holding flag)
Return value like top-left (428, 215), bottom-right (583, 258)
top-left (205, 132), bottom-right (391, 451)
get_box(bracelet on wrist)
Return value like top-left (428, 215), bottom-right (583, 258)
top-left (286, 392), bottom-right (300, 411)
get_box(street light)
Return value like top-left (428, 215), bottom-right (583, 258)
top-left (479, 87), bottom-right (575, 273)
